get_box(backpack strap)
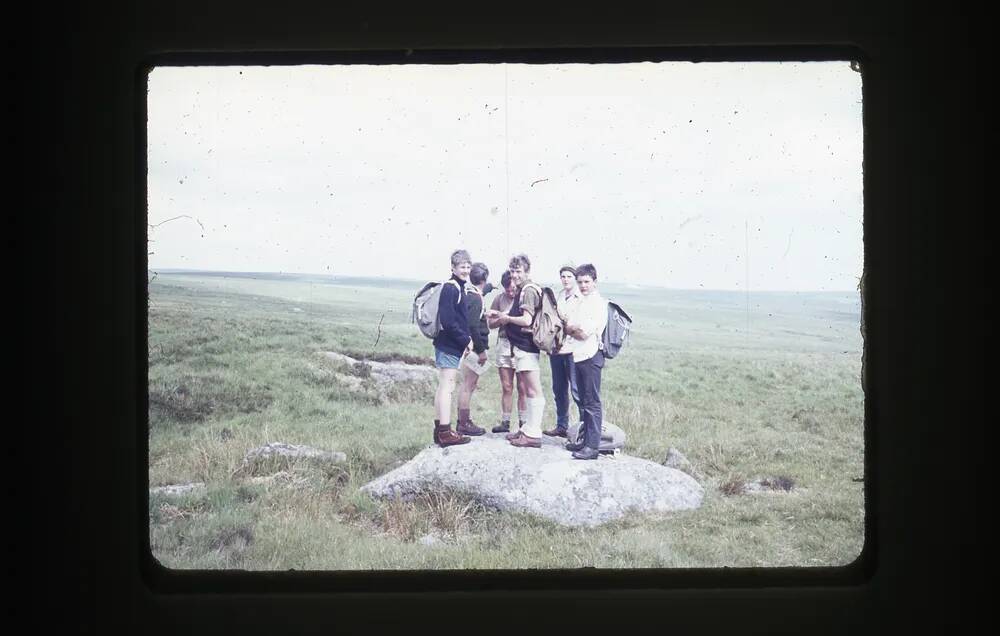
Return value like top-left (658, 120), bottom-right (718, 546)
top-left (444, 279), bottom-right (461, 303)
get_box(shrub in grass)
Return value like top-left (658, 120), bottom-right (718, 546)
top-left (720, 475), bottom-right (747, 496)
top-left (149, 374), bottom-right (274, 425)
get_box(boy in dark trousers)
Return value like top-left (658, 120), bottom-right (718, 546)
top-left (561, 263), bottom-right (609, 460)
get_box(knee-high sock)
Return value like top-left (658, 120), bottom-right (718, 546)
top-left (521, 397), bottom-right (545, 438)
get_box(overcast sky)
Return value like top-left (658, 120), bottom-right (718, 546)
top-left (147, 61), bottom-right (862, 291)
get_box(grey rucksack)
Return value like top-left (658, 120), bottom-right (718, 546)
top-left (600, 301), bottom-right (632, 359)
top-left (411, 280), bottom-right (461, 339)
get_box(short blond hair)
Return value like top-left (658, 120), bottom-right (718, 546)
top-left (450, 249), bottom-right (472, 267)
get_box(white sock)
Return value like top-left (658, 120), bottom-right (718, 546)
top-left (522, 397), bottom-right (545, 438)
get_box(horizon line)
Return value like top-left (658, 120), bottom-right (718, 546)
top-left (150, 267), bottom-right (861, 294)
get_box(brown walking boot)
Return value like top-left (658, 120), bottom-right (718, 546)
top-left (491, 420), bottom-right (511, 433)
top-left (456, 409), bottom-right (485, 436)
top-left (433, 422), bottom-right (470, 447)
top-left (456, 418), bottom-right (485, 436)
top-left (509, 433), bottom-right (541, 448)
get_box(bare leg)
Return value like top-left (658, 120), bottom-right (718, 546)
top-left (520, 369), bottom-right (542, 398)
top-left (458, 365), bottom-right (480, 410)
top-left (516, 372), bottom-right (527, 415)
top-left (435, 368), bottom-right (458, 424)
top-left (499, 367), bottom-right (514, 415)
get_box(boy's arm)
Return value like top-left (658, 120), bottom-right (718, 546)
top-left (503, 312), bottom-right (533, 328)
top-left (503, 286), bottom-right (537, 327)
top-left (486, 295), bottom-right (505, 329)
top-left (574, 298), bottom-right (607, 339)
top-left (566, 298), bottom-right (606, 340)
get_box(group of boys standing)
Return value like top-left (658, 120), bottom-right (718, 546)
top-left (431, 250), bottom-right (609, 460)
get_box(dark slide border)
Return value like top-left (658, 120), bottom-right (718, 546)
top-left (138, 44), bottom-right (870, 596)
top-left (32, 1), bottom-right (982, 633)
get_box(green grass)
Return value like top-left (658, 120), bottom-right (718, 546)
top-left (148, 273), bottom-right (865, 570)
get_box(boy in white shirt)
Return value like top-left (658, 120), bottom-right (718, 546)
top-left (560, 263), bottom-right (608, 460)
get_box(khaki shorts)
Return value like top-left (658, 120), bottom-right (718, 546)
top-left (512, 344), bottom-right (541, 373)
top-left (494, 338), bottom-right (515, 369)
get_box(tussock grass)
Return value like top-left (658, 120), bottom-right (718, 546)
top-left (148, 274), bottom-right (865, 570)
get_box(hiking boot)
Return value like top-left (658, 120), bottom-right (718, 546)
top-left (509, 434), bottom-right (541, 448)
top-left (491, 421), bottom-right (511, 433)
top-left (543, 427), bottom-right (568, 438)
top-left (505, 429), bottom-right (524, 441)
top-left (434, 424), bottom-right (470, 447)
top-left (456, 419), bottom-right (485, 436)
top-left (564, 440), bottom-right (586, 452)
top-left (572, 447), bottom-right (600, 460)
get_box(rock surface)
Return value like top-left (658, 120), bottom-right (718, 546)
top-left (239, 442), bottom-right (347, 475)
top-left (150, 482), bottom-right (206, 497)
top-left (321, 351), bottom-right (435, 385)
top-left (663, 447), bottom-right (702, 481)
top-left (361, 433), bottom-right (703, 527)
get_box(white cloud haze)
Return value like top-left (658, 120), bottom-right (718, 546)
top-left (147, 61), bottom-right (862, 291)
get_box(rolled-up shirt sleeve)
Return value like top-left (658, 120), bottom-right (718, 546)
top-left (520, 286), bottom-right (541, 317)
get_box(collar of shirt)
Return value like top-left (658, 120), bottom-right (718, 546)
top-left (557, 286), bottom-right (581, 311)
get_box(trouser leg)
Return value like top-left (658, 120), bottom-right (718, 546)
top-left (551, 353), bottom-right (570, 429)
top-left (576, 354), bottom-right (604, 450)
top-left (567, 355), bottom-right (582, 421)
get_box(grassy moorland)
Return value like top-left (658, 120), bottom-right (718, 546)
top-left (148, 271), bottom-right (864, 570)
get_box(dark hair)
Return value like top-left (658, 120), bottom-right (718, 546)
top-left (559, 264), bottom-right (577, 276)
top-left (575, 263), bottom-right (598, 280)
top-left (500, 270), bottom-right (513, 289)
top-left (470, 262), bottom-right (490, 286)
top-left (450, 249), bottom-right (472, 267)
top-left (509, 253), bottom-right (531, 272)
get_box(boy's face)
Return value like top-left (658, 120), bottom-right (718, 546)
top-left (509, 265), bottom-right (526, 287)
top-left (576, 274), bottom-right (595, 295)
top-left (559, 270), bottom-right (576, 290)
top-left (452, 261), bottom-right (472, 281)
top-left (504, 281), bottom-right (517, 298)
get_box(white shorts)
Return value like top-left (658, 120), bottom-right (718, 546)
top-left (512, 345), bottom-right (541, 373)
top-left (495, 337), bottom-right (515, 369)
